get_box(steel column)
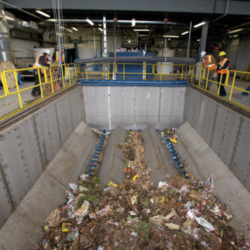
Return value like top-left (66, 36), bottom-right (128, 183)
top-left (185, 21), bottom-right (192, 80)
top-left (199, 19), bottom-right (209, 61)
top-left (103, 14), bottom-right (108, 80)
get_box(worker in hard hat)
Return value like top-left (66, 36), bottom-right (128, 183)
top-left (53, 45), bottom-right (66, 87)
top-left (31, 48), bottom-right (51, 97)
top-left (217, 51), bottom-right (230, 97)
top-left (201, 51), bottom-right (217, 90)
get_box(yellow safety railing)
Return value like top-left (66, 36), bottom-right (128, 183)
top-left (189, 64), bottom-right (250, 112)
top-left (1, 61), bottom-right (250, 123)
top-left (0, 63), bottom-right (81, 122)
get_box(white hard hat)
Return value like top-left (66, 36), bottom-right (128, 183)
top-left (44, 48), bottom-right (51, 55)
top-left (201, 51), bottom-right (206, 57)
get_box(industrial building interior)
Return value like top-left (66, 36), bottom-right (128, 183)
top-left (1, 0), bottom-right (250, 249)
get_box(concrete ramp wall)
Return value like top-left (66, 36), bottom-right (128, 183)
top-left (184, 87), bottom-right (250, 192)
top-left (176, 121), bottom-right (250, 242)
top-left (142, 126), bottom-right (175, 186)
top-left (0, 86), bottom-right (85, 229)
top-left (0, 121), bottom-right (97, 250)
top-left (100, 125), bottom-right (127, 185)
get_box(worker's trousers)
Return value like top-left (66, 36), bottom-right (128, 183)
top-left (31, 72), bottom-right (41, 95)
top-left (217, 74), bottom-right (227, 97)
top-left (202, 71), bottom-right (214, 90)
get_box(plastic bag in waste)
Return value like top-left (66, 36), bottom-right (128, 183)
top-left (42, 239), bottom-right (50, 250)
top-left (96, 205), bottom-right (110, 217)
top-left (149, 210), bottom-right (178, 227)
top-left (75, 201), bottom-right (89, 223)
top-left (66, 228), bottom-right (79, 241)
top-left (80, 174), bottom-right (89, 181)
top-left (179, 185), bottom-right (190, 195)
top-left (69, 183), bottom-right (78, 191)
top-left (45, 209), bottom-right (64, 227)
top-left (189, 190), bottom-right (201, 201)
top-left (195, 216), bottom-right (215, 232)
top-left (158, 181), bottom-right (169, 189)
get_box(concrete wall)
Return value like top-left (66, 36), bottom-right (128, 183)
top-left (0, 121), bottom-right (97, 250)
top-left (184, 87), bottom-right (250, 192)
top-left (0, 86), bottom-right (85, 229)
top-left (82, 86), bottom-right (186, 131)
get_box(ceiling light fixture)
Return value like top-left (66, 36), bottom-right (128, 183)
top-left (134, 29), bottom-right (149, 32)
top-left (98, 28), bottom-right (103, 32)
top-left (181, 31), bottom-right (189, 35)
top-left (131, 18), bottom-right (136, 27)
top-left (197, 39), bottom-right (201, 41)
top-left (72, 27), bottom-right (78, 31)
top-left (193, 21), bottom-right (206, 28)
top-left (233, 34), bottom-right (238, 37)
top-left (36, 10), bottom-right (50, 18)
top-left (98, 24), bottom-right (102, 26)
top-left (86, 18), bottom-right (94, 26)
top-left (163, 35), bottom-right (179, 38)
top-left (228, 28), bottom-right (243, 34)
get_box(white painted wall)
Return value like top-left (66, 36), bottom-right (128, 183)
top-left (226, 36), bottom-right (250, 71)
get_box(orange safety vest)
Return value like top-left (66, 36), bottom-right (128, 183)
top-left (218, 58), bottom-right (230, 74)
top-left (56, 51), bottom-right (65, 63)
top-left (33, 54), bottom-right (48, 74)
top-left (203, 55), bottom-right (216, 71)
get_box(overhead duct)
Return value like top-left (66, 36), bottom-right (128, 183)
top-left (0, 9), bottom-right (45, 62)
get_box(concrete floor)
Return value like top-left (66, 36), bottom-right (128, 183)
top-left (1, 74), bottom-right (250, 119)
top-left (0, 78), bottom-right (71, 118)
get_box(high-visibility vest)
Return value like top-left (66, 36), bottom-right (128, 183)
top-left (56, 51), bottom-right (65, 63)
top-left (33, 54), bottom-right (48, 74)
top-left (203, 55), bottom-right (216, 71)
top-left (218, 58), bottom-right (230, 74)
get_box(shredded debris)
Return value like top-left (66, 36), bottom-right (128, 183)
top-left (35, 129), bottom-right (249, 250)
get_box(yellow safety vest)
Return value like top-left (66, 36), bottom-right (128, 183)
top-left (218, 58), bottom-right (230, 74)
top-left (33, 54), bottom-right (48, 74)
top-left (56, 51), bottom-right (65, 63)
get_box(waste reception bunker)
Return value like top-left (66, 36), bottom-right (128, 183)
top-left (0, 81), bottom-right (250, 249)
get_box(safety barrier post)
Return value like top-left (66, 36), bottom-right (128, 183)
top-left (86, 65), bottom-right (88, 80)
top-left (198, 67), bottom-right (202, 87)
top-left (205, 69), bottom-right (209, 90)
top-left (229, 71), bottom-right (236, 101)
top-left (191, 66), bottom-right (194, 83)
top-left (38, 68), bottom-right (43, 99)
top-left (68, 65), bottom-right (72, 86)
top-left (49, 67), bottom-right (54, 93)
top-left (123, 63), bottom-right (125, 80)
top-left (108, 63), bottom-right (110, 80)
top-left (13, 71), bottom-right (23, 108)
top-left (225, 71), bottom-right (230, 86)
top-left (160, 64), bottom-right (162, 81)
top-left (62, 65), bottom-right (65, 88)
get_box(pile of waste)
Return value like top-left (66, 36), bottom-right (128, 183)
top-left (35, 130), bottom-right (249, 250)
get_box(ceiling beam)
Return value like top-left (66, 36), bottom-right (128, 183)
top-left (4, 0), bottom-right (250, 16)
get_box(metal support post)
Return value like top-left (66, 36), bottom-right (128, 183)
top-left (103, 14), bottom-right (108, 80)
top-left (185, 21), bottom-right (192, 80)
top-left (199, 19), bottom-right (209, 61)
top-left (113, 20), bottom-right (116, 80)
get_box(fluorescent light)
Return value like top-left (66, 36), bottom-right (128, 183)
top-left (98, 28), bottom-right (103, 32)
top-left (163, 35), bottom-right (179, 38)
top-left (72, 27), bottom-right (78, 31)
top-left (168, 38), bottom-right (171, 41)
top-left (228, 28), bottom-right (243, 34)
top-left (86, 18), bottom-right (94, 26)
top-left (128, 40), bottom-right (131, 43)
top-left (138, 34), bottom-right (150, 36)
top-left (98, 24), bottom-right (102, 26)
top-left (193, 21), bottom-right (206, 28)
top-left (197, 39), bottom-right (201, 41)
top-left (181, 31), bottom-right (189, 35)
top-left (134, 29), bottom-right (149, 32)
top-left (233, 34), bottom-right (238, 37)
top-left (36, 10), bottom-right (50, 18)
top-left (132, 18), bottom-right (136, 27)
